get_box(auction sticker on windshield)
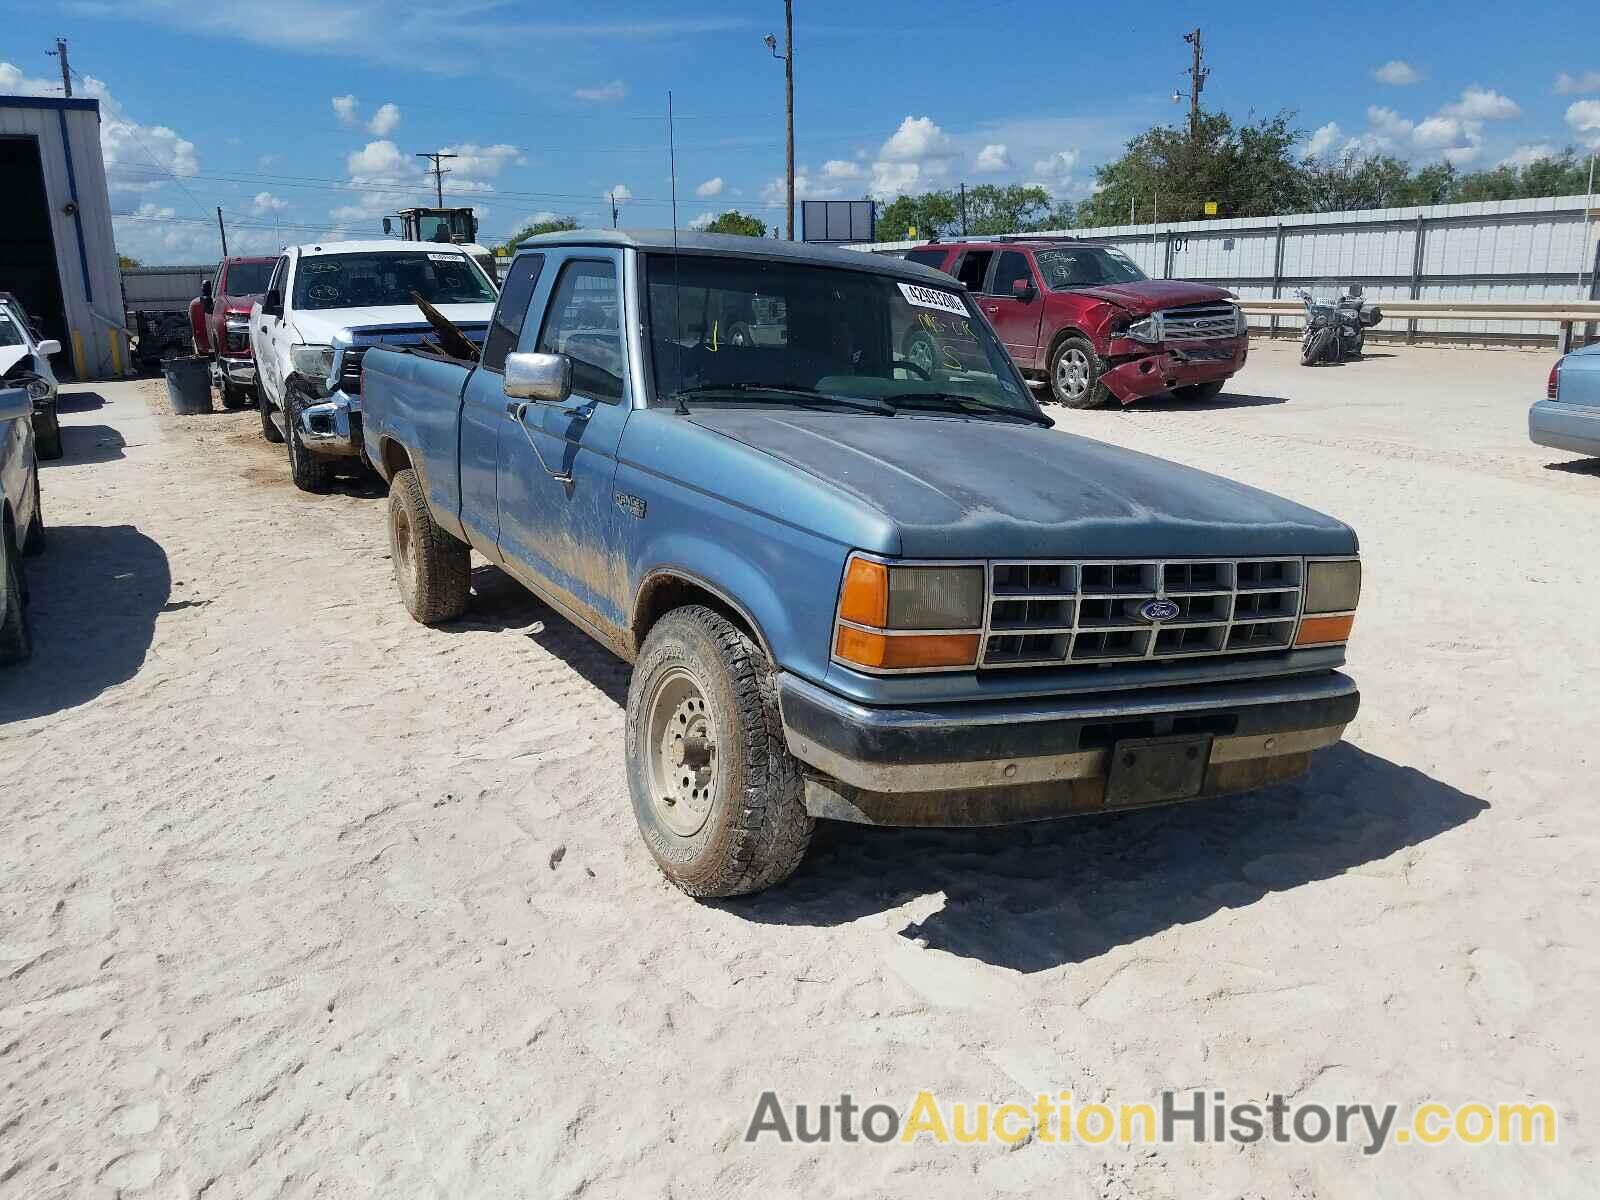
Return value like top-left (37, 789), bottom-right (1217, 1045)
top-left (898, 282), bottom-right (968, 315)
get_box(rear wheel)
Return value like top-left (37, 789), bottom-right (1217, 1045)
top-left (33, 406), bottom-right (63, 461)
top-left (285, 388), bottom-right (335, 493)
top-left (21, 473), bottom-right (45, 556)
top-left (1048, 335), bottom-right (1110, 409)
top-left (626, 606), bottom-right (813, 897)
top-left (0, 524), bottom-right (31, 665)
top-left (388, 467), bottom-right (470, 625)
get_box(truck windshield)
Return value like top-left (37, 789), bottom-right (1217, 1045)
top-left (644, 253), bottom-right (1037, 419)
top-left (1034, 247), bottom-right (1148, 288)
top-left (223, 262), bottom-right (273, 296)
top-left (291, 252), bottom-right (496, 311)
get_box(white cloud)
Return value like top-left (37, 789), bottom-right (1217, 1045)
top-left (0, 62), bottom-right (200, 195)
top-left (252, 191), bottom-right (289, 214)
top-left (331, 94), bottom-right (359, 125)
top-left (1499, 143), bottom-right (1559, 169)
top-left (607, 184), bottom-right (633, 205)
top-left (762, 170), bottom-right (842, 204)
top-left (821, 160), bottom-right (864, 181)
top-left (1372, 60), bottom-right (1422, 86)
top-left (1568, 99), bottom-right (1600, 149)
top-left (879, 115), bottom-right (951, 163)
top-left (1303, 121), bottom-right (1345, 159)
top-left (975, 143), bottom-right (1010, 171)
top-left (695, 176), bottom-right (725, 197)
top-left (1410, 115), bottom-right (1466, 149)
top-left (687, 212), bottom-right (716, 231)
top-left (1442, 86), bottom-right (1521, 121)
top-left (1367, 106), bottom-right (1414, 142)
top-left (1555, 71), bottom-right (1600, 96)
top-left (348, 139), bottom-right (407, 177)
top-left (574, 79), bottom-right (627, 103)
top-left (440, 142), bottom-right (523, 183)
top-left (367, 102), bottom-right (401, 136)
top-left (1030, 150), bottom-right (1080, 193)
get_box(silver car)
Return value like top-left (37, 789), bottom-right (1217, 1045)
top-left (1530, 340), bottom-right (1600, 459)
top-left (1, 382), bottom-right (46, 663)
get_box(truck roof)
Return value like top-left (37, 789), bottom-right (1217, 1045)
top-left (516, 228), bottom-right (956, 285)
top-left (286, 239), bottom-right (482, 257)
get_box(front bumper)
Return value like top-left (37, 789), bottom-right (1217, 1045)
top-left (1529, 399), bottom-right (1600, 457)
top-left (1101, 337), bottom-right (1248, 404)
top-left (295, 389), bottom-right (364, 458)
top-left (219, 356), bottom-right (256, 386)
top-left (779, 670), bottom-right (1358, 825)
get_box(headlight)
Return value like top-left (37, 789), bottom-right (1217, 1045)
top-left (1125, 314), bottom-right (1162, 344)
top-left (1295, 558), bottom-right (1360, 647)
top-left (290, 343), bottom-right (335, 379)
top-left (1233, 304), bottom-right (1249, 336)
top-left (834, 556), bottom-right (984, 671)
top-left (25, 377), bottom-right (51, 401)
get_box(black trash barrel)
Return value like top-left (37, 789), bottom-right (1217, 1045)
top-left (163, 355), bottom-right (213, 415)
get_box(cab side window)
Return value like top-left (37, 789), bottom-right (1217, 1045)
top-left (534, 259), bottom-right (625, 404)
top-left (482, 253), bottom-right (545, 373)
top-left (266, 256), bottom-right (288, 305)
top-left (954, 250), bottom-right (993, 291)
top-left (991, 251), bottom-right (1033, 295)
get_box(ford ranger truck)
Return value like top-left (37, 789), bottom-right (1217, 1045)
top-left (905, 238), bottom-right (1248, 409)
top-left (248, 240), bottom-right (497, 491)
top-left (189, 256), bottom-right (275, 409)
top-left (360, 230), bottom-right (1360, 898)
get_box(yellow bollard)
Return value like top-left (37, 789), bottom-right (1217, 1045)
top-left (108, 330), bottom-right (124, 377)
top-left (71, 330), bottom-right (87, 381)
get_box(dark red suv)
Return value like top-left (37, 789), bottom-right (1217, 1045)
top-left (188, 256), bottom-right (275, 409)
top-left (904, 239), bottom-right (1248, 408)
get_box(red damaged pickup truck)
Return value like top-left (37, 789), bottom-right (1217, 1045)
top-left (189, 256), bottom-right (275, 409)
top-left (905, 238), bottom-right (1247, 409)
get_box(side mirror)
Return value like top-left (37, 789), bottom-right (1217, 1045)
top-left (202, 296), bottom-right (214, 315)
top-left (1011, 278), bottom-right (1036, 301)
top-left (262, 288), bottom-right (283, 317)
top-left (200, 279), bottom-right (213, 300)
top-left (0, 386), bottom-right (30, 423)
top-left (382, 217), bottom-right (393, 235)
top-left (36, 339), bottom-right (62, 358)
top-left (503, 352), bottom-right (572, 402)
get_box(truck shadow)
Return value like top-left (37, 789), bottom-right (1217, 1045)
top-left (55, 389), bottom-right (108, 414)
top-left (733, 743), bottom-right (1485, 972)
top-left (0, 524), bottom-right (170, 723)
top-left (1543, 457), bottom-right (1600, 476)
top-left (1131, 390), bottom-right (1288, 411)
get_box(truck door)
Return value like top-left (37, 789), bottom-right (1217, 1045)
top-left (254, 254), bottom-right (290, 404)
top-left (981, 250), bottom-right (1045, 370)
top-left (495, 250), bottom-right (633, 640)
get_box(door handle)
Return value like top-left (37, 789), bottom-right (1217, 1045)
top-left (983, 304), bottom-right (999, 315)
top-left (558, 402), bottom-right (594, 423)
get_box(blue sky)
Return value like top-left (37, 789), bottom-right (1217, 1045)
top-left (2, 0), bottom-right (1596, 263)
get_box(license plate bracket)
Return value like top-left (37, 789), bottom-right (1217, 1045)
top-left (1104, 734), bottom-right (1212, 807)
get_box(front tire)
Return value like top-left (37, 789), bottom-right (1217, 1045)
top-left (220, 377), bottom-right (248, 410)
top-left (387, 467), bottom-right (469, 625)
top-left (626, 606), bottom-right (813, 898)
top-left (285, 389), bottom-right (335, 493)
top-left (34, 407), bottom-right (63, 461)
top-left (0, 525), bottom-right (32, 665)
top-left (1048, 335), bottom-right (1110, 408)
top-left (21, 473), bottom-right (45, 556)
top-left (259, 391), bottom-right (284, 443)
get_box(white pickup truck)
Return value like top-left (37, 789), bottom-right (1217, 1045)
top-left (248, 240), bottom-right (498, 491)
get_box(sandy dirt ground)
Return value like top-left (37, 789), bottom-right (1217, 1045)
top-left (1, 341), bottom-right (1596, 1198)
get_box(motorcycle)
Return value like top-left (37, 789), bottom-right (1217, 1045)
top-left (1297, 286), bottom-right (1383, 365)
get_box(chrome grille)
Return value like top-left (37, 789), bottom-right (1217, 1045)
top-left (980, 557), bottom-right (1303, 669)
top-left (1160, 302), bottom-right (1239, 341)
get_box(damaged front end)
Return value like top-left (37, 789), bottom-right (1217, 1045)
top-left (1100, 305), bottom-right (1249, 405)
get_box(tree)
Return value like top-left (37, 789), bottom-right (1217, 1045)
top-left (118, 254), bottom-right (142, 268)
top-left (875, 190), bottom-right (960, 240)
top-left (700, 210), bottom-right (767, 237)
top-left (495, 216), bottom-right (577, 255)
top-left (963, 184), bottom-right (1053, 235)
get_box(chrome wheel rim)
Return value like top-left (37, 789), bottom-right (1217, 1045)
top-left (1056, 347), bottom-right (1090, 398)
top-left (645, 667), bottom-right (718, 838)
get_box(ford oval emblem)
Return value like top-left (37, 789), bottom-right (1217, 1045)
top-left (1140, 599), bottom-right (1181, 623)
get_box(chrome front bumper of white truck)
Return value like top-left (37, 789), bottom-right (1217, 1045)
top-left (296, 389), bottom-right (364, 458)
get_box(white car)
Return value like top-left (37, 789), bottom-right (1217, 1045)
top-left (0, 293), bottom-right (63, 461)
top-left (248, 240), bottom-right (498, 491)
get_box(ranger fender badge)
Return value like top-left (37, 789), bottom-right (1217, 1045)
top-left (1139, 599), bottom-right (1181, 623)
top-left (615, 492), bottom-right (647, 519)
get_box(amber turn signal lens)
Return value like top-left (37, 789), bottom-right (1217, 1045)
top-left (834, 627), bottom-right (980, 670)
top-left (1294, 613), bottom-right (1355, 646)
top-left (837, 558), bottom-right (888, 627)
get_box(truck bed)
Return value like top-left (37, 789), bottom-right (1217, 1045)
top-left (361, 346), bottom-right (475, 537)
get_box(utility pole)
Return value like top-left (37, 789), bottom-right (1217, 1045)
top-left (959, 182), bottom-right (968, 236)
top-left (416, 152), bottom-right (458, 207)
top-left (610, 191), bottom-right (619, 229)
top-left (763, 3), bottom-right (795, 240)
top-left (216, 207), bottom-right (228, 257)
top-left (48, 37), bottom-right (71, 97)
top-left (1183, 28), bottom-right (1208, 142)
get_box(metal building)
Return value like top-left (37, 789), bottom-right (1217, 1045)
top-left (0, 94), bottom-right (127, 379)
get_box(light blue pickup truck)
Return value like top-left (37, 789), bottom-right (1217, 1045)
top-left (362, 231), bottom-right (1363, 897)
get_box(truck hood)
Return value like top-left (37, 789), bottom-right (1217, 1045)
top-left (286, 302), bottom-right (495, 343)
top-left (0, 346), bottom-right (30, 377)
top-left (687, 409), bottom-right (1355, 559)
top-left (1065, 279), bottom-right (1233, 316)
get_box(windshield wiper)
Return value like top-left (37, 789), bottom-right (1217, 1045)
top-left (889, 392), bottom-right (1052, 426)
top-left (668, 383), bottom-right (895, 415)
